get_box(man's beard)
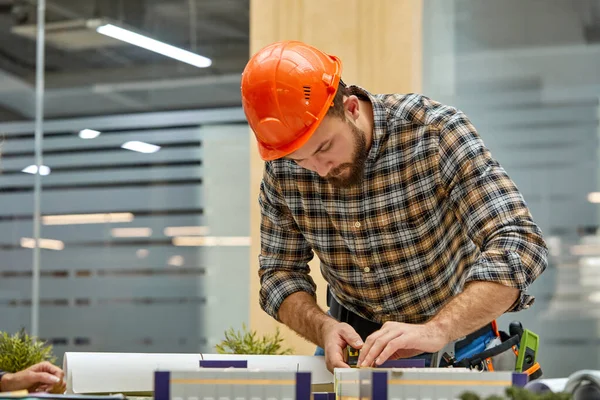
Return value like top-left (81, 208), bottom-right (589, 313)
top-left (325, 121), bottom-right (368, 189)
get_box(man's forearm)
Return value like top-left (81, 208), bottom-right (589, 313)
top-left (277, 291), bottom-right (337, 348)
top-left (426, 281), bottom-right (519, 342)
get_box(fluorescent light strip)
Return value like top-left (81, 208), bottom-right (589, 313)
top-left (20, 237), bottom-right (64, 251)
top-left (96, 24), bottom-right (212, 68)
top-left (111, 227), bottom-right (152, 238)
top-left (172, 236), bottom-right (251, 247)
top-left (121, 141), bottom-right (161, 153)
top-left (42, 212), bottom-right (134, 225)
top-left (164, 226), bottom-right (209, 236)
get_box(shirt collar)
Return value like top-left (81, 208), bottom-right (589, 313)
top-left (347, 85), bottom-right (388, 162)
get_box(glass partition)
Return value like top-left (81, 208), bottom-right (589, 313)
top-left (423, 0), bottom-right (600, 378)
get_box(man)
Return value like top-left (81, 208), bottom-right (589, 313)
top-left (241, 40), bottom-right (548, 372)
top-left (0, 361), bottom-right (65, 393)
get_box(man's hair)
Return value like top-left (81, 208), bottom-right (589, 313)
top-left (326, 80), bottom-right (350, 120)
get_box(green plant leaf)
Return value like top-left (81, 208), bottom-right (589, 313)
top-left (0, 329), bottom-right (57, 372)
top-left (215, 324), bottom-right (294, 355)
top-left (459, 392), bottom-right (481, 400)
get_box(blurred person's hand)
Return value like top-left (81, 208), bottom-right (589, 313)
top-left (0, 361), bottom-right (65, 393)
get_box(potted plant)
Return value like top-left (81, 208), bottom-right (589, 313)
top-left (0, 328), bottom-right (57, 373)
top-left (215, 323), bottom-right (293, 355)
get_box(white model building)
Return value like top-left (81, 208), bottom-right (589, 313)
top-left (155, 368), bottom-right (312, 400)
top-left (334, 367), bottom-right (523, 400)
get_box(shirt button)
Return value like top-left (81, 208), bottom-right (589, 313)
top-left (354, 221), bottom-right (361, 228)
top-left (373, 306), bottom-right (382, 312)
top-left (363, 267), bottom-right (370, 273)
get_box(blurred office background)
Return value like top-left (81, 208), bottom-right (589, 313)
top-left (0, 0), bottom-right (252, 360)
top-left (423, 0), bottom-right (600, 378)
top-left (0, 0), bottom-right (598, 379)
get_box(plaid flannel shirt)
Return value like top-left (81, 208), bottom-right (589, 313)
top-left (258, 85), bottom-right (548, 325)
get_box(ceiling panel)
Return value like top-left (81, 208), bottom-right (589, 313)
top-left (0, 0), bottom-right (249, 120)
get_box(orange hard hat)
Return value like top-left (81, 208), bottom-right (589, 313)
top-left (241, 40), bottom-right (343, 161)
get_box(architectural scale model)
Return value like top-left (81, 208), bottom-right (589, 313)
top-left (335, 367), bottom-right (527, 400)
top-left (153, 366), bottom-right (529, 400)
top-left (155, 369), bottom-right (311, 400)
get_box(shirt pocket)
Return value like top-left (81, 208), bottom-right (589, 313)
top-left (375, 196), bottom-right (445, 267)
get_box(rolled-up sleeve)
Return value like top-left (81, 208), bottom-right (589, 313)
top-left (258, 161), bottom-right (316, 320)
top-left (438, 112), bottom-right (548, 311)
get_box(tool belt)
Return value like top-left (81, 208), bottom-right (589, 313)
top-left (327, 286), bottom-right (542, 380)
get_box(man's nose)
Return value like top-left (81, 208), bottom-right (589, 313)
top-left (313, 157), bottom-right (333, 177)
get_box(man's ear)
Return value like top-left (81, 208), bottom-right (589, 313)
top-left (344, 95), bottom-right (360, 121)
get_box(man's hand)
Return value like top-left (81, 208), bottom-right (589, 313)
top-left (357, 322), bottom-right (450, 367)
top-left (357, 282), bottom-right (519, 367)
top-left (321, 320), bottom-right (364, 372)
top-left (277, 291), bottom-right (365, 373)
top-left (0, 361), bottom-right (65, 393)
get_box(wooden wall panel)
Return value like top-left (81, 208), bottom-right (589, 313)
top-left (249, 0), bottom-right (423, 355)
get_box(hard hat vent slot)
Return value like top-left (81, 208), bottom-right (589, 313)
top-left (303, 85), bottom-right (311, 101)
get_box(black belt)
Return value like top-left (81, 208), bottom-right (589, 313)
top-left (327, 286), bottom-right (493, 349)
top-left (328, 289), bottom-right (382, 341)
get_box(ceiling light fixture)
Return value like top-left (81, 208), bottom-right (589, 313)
top-left (79, 129), bottom-right (101, 139)
top-left (167, 255), bottom-right (185, 267)
top-left (121, 141), bottom-right (161, 154)
top-left (20, 237), bottom-right (65, 251)
top-left (164, 226), bottom-right (209, 237)
top-left (111, 227), bottom-right (153, 238)
top-left (172, 236), bottom-right (251, 247)
top-left (42, 212), bottom-right (134, 225)
top-left (589, 192), bottom-right (600, 203)
top-left (136, 249), bottom-right (149, 259)
top-left (95, 23), bottom-right (212, 68)
top-left (22, 165), bottom-right (51, 176)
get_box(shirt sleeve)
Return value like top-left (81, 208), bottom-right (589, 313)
top-left (258, 161), bottom-right (316, 320)
top-left (438, 111), bottom-right (549, 312)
